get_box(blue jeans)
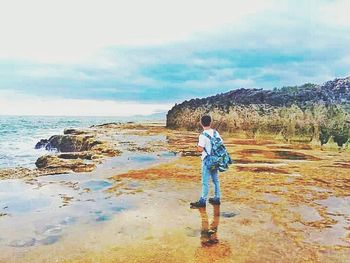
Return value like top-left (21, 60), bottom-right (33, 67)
top-left (200, 160), bottom-right (220, 203)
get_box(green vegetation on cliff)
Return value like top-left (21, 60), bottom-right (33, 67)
top-left (166, 76), bottom-right (350, 148)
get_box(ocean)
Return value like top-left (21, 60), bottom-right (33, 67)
top-left (0, 115), bottom-right (163, 169)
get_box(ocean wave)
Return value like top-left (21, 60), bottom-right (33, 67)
top-left (0, 116), bottom-right (127, 168)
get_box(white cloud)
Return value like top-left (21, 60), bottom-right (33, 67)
top-left (0, 0), bottom-right (274, 63)
top-left (0, 90), bottom-right (172, 116)
top-left (317, 0), bottom-right (350, 28)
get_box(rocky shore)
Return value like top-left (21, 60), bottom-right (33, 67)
top-left (0, 124), bottom-right (125, 179)
top-left (0, 122), bottom-right (349, 263)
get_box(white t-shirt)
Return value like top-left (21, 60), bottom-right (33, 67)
top-left (198, 129), bottom-right (223, 160)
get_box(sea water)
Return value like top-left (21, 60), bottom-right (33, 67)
top-left (0, 115), bottom-right (162, 168)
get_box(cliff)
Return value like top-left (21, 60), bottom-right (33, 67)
top-left (166, 76), bottom-right (350, 147)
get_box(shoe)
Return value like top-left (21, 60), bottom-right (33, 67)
top-left (209, 198), bottom-right (221, 205)
top-left (208, 229), bottom-right (217, 236)
top-left (190, 201), bottom-right (206, 208)
top-left (201, 239), bottom-right (219, 247)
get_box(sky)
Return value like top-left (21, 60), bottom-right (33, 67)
top-left (0, 0), bottom-right (350, 116)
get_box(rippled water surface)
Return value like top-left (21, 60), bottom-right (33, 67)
top-left (0, 115), bottom-right (161, 168)
top-left (0, 149), bottom-right (176, 252)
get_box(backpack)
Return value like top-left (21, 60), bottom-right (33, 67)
top-left (202, 130), bottom-right (233, 172)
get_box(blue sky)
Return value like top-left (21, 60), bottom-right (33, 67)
top-left (0, 0), bottom-right (350, 116)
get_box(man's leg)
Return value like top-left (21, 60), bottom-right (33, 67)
top-left (200, 161), bottom-right (210, 203)
top-left (211, 169), bottom-right (221, 200)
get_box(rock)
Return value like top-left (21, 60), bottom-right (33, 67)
top-left (166, 76), bottom-right (350, 146)
top-left (167, 76), bottom-right (350, 127)
top-left (35, 155), bottom-right (55, 168)
top-left (90, 122), bottom-right (121, 128)
top-left (35, 155), bottom-right (96, 173)
top-left (63, 128), bottom-right (87, 135)
top-left (57, 152), bottom-right (93, 160)
top-left (33, 127), bottom-right (122, 175)
top-left (44, 134), bottom-right (95, 152)
top-left (0, 168), bottom-right (35, 179)
top-left (35, 139), bottom-right (49, 149)
top-left (181, 150), bottom-right (201, 157)
top-left (89, 142), bottom-right (121, 157)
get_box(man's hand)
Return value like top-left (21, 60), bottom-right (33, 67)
top-left (197, 146), bottom-right (204, 152)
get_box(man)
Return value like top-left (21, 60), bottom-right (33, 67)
top-left (190, 115), bottom-right (222, 208)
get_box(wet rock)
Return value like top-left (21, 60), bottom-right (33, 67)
top-left (35, 139), bottom-right (49, 149)
top-left (45, 134), bottom-right (96, 152)
top-left (35, 155), bottom-right (96, 173)
top-left (33, 130), bottom-right (121, 174)
top-left (37, 133), bottom-right (120, 156)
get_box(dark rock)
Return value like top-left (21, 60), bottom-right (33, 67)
top-left (57, 152), bottom-right (93, 160)
top-left (35, 155), bottom-right (53, 168)
top-left (44, 134), bottom-right (95, 152)
top-left (35, 139), bottom-right (49, 149)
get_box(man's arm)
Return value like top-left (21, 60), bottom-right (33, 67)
top-left (198, 134), bottom-right (205, 153)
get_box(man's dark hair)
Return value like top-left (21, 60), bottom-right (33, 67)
top-left (201, 115), bottom-right (212, 127)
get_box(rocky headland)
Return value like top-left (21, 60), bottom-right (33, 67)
top-left (167, 76), bottom-right (350, 148)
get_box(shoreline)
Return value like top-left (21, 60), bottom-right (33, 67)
top-left (0, 121), bottom-right (168, 180)
top-left (0, 122), bottom-right (349, 262)
top-left (1, 120), bottom-right (348, 181)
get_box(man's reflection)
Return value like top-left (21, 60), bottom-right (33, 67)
top-left (194, 205), bottom-right (231, 263)
top-left (198, 205), bottom-right (220, 247)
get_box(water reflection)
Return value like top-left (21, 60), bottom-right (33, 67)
top-left (198, 205), bottom-right (220, 247)
top-left (195, 205), bottom-right (232, 262)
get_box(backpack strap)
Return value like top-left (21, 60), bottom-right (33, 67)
top-left (202, 132), bottom-right (212, 140)
top-left (203, 147), bottom-right (210, 156)
top-left (202, 131), bottom-right (214, 156)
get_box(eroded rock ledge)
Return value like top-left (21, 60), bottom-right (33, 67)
top-left (34, 128), bottom-right (121, 174)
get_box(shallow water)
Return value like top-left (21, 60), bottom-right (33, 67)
top-left (0, 147), bottom-right (176, 254)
